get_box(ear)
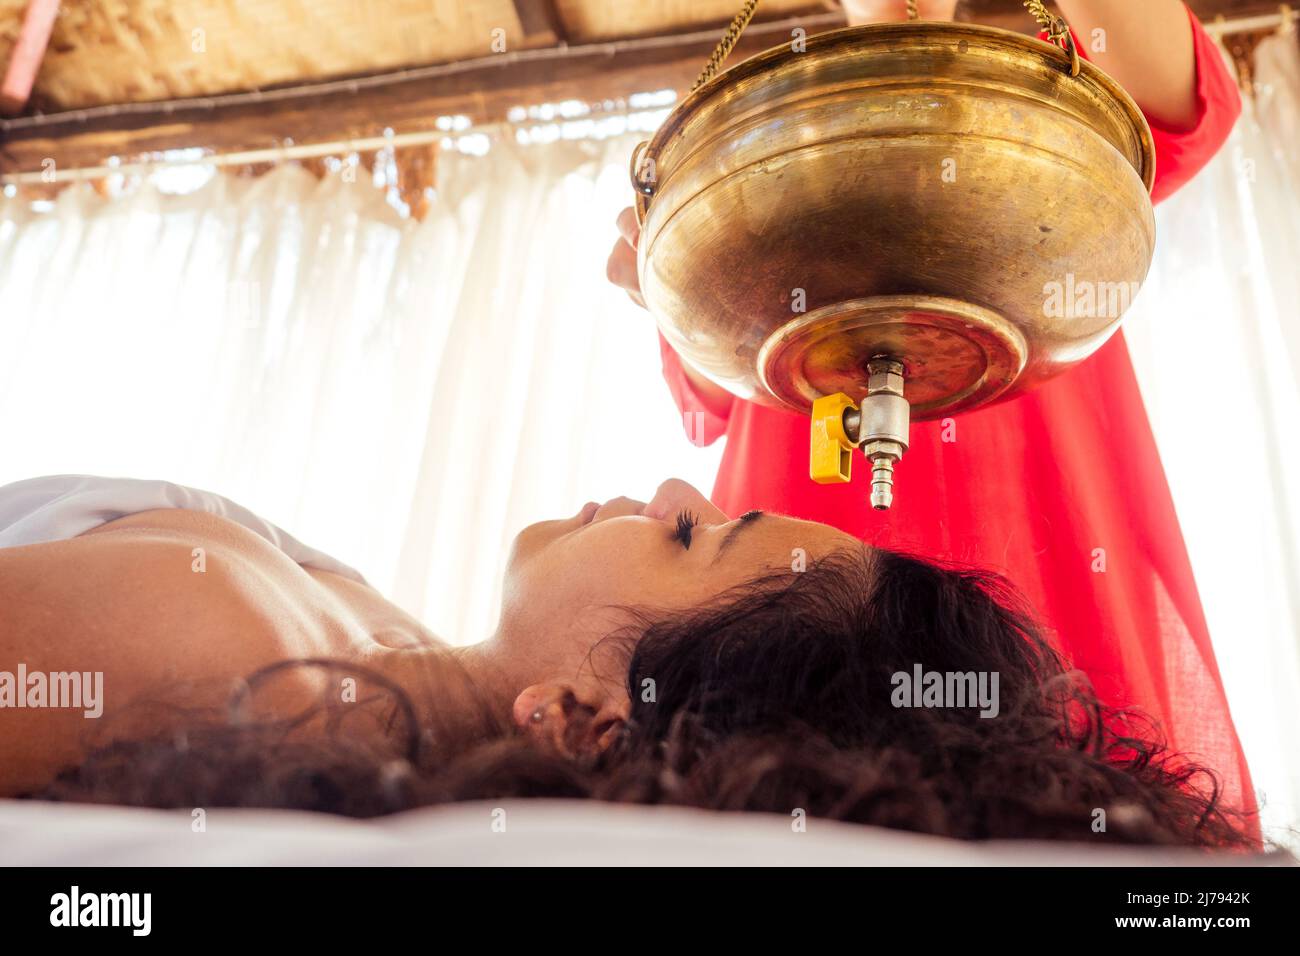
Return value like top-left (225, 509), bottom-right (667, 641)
top-left (512, 681), bottom-right (630, 757)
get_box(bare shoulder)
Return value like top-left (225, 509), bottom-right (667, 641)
top-left (0, 509), bottom-right (343, 679)
top-left (0, 510), bottom-right (333, 794)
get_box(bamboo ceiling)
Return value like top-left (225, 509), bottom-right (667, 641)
top-left (1, 0), bottom-right (818, 111)
top-left (0, 0), bottom-right (1293, 180)
top-left (0, 0), bottom-right (1285, 111)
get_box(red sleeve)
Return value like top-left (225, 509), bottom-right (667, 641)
top-left (658, 332), bottom-right (734, 446)
top-left (1054, 6), bottom-right (1241, 205)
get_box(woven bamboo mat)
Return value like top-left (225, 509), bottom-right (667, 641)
top-left (10, 0), bottom-right (528, 109)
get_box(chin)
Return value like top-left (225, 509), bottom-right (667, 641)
top-left (506, 517), bottom-right (566, 571)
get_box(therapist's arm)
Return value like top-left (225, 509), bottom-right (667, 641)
top-left (843, 1), bottom-right (1198, 130)
top-left (606, 207), bottom-right (735, 418)
top-left (1054, 0), bottom-right (1200, 130)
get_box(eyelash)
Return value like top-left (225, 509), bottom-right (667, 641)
top-left (672, 510), bottom-right (699, 550)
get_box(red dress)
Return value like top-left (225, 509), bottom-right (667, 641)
top-left (658, 9), bottom-right (1258, 826)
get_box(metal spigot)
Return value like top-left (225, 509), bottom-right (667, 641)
top-left (857, 358), bottom-right (910, 510)
top-left (810, 357), bottom-right (911, 510)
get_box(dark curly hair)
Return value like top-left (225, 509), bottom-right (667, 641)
top-left (32, 548), bottom-right (1257, 848)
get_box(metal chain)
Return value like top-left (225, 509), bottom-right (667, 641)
top-left (690, 0), bottom-right (1077, 99)
top-left (692, 0), bottom-right (763, 92)
top-left (645, 0), bottom-right (1082, 207)
top-left (1023, 0), bottom-right (1081, 75)
top-left (1023, 1), bottom-right (1063, 36)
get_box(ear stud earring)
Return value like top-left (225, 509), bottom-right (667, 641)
top-left (530, 709), bottom-right (544, 723)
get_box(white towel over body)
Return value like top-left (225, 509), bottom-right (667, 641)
top-left (0, 475), bottom-right (366, 584)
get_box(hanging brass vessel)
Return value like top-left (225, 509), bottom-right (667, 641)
top-left (632, 21), bottom-right (1156, 506)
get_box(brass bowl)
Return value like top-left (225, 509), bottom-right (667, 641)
top-left (635, 22), bottom-right (1155, 419)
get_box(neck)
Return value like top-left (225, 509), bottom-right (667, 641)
top-left (353, 634), bottom-right (517, 742)
top-left (449, 638), bottom-right (519, 723)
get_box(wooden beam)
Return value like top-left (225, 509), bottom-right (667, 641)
top-left (1185, 0), bottom-right (1298, 18)
top-left (1, 0), bottom-right (1291, 176)
top-left (511, 0), bottom-right (568, 45)
top-left (0, 0), bottom-right (61, 117)
top-left (0, 14), bottom-right (845, 176)
top-left (964, 0), bottom-right (1290, 24)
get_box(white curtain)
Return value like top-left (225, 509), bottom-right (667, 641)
top-left (1125, 32), bottom-right (1300, 842)
top-left (0, 133), bottom-right (723, 645)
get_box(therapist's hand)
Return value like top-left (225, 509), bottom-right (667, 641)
top-left (605, 205), bottom-right (735, 412)
top-left (606, 206), bottom-right (646, 310)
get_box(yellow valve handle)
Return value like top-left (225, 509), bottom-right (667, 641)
top-left (810, 393), bottom-right (858, 484)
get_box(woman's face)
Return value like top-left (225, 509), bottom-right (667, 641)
top-left (504, 478), bottom-right (859, 624)
top-left (487, 480), bottom-right (864, 746)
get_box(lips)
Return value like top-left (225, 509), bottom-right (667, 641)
top-left (578, 501), bottom-right (600, 525)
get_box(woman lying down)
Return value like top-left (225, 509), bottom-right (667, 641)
top-left (0, 474), bottom-right (1256, 848)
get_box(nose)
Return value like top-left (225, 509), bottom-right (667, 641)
top-left (590, 495), bottom-right (647, 523)
top-left (643, 479), bottom-right (728, 525)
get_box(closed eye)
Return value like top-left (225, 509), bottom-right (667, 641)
top-left (713, 509), bottom-right (764, 563)
top-left (672, 510), bottom-right (699, 549)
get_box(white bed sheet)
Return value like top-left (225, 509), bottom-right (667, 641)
top-left (0, 799), bottom-right (1292, 866)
